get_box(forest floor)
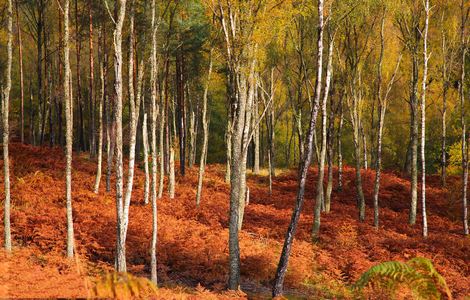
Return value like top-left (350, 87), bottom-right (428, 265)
top-left (0, 142), bottom-right (469, 299)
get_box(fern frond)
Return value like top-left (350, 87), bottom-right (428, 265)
top-left (354, 257), bottom-right (452, 300)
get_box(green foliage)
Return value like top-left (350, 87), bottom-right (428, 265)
top-left (447, 141), bottom-right (463, 175)
top-left (354, 257), bottom-right (452, 300)
top-left (91, 272), bottom-right (158, 299)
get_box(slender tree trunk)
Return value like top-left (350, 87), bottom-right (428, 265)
top-left (196, 49), bottom-right (213, 206)
top-left (57, 6), bottom-right (64, 146)
top-left (123, 5), bottom-right (144, 241)
top-left (312, 33), bottom-right (334, 237)
top-left (225, 113), bottom-right (232, 183)
top-left (169, 147), bottom-right (175, 198)
top-left (273, 0), bottom-right (324, 296)
top-left (361, 122), bottom-right (368, 170)
top-left (238, 63), bottom-right (256, 231)
top-left (150, 0), bottom-right (159, 283)
top-left (325, 93), bottom-right (336, 213)
top-left (113, 0), bottom-right (127, 273)
top-left (64, 0), bottom-right (74, 258)
top-left (352, 112), bottom-right (366, 222)
top-left (158, 92), bottom-right (165, 199)
top-left (337, 96), bottom-right (343, 191)
top-left (40, 24), bottom-right (48, 146)
top-left (420, 0), bottom-right (430, 238)
top-left (441, 16), bottom-right (448, 187)
top-left (373, 11), bottom-right (402, 228)
top-left (29, 82), bottom-right (35, 145)
top-left (409, 51), bottom-right (419, 225)
top-left (3, 0), bottom-right (13, 252)
top-left (460, 0), bottom-right (469, 235)
top-left (176, 50), bottom-right (186, 176)
top-left (143, 113), bottom-right (150, 204)
top-left (89, 0), bottom-right (96, 157)
top-left (76, 0), bottom-right (85, 152)
top-left (36, 1), bottom-right (43, 147)
top-left (374, 11), bottom-right (385, 228)
top-left (104, 21), bottom-right (114, 193)
top-left (94, 27), bottom-right (105, 194)
top-left (253, 96), bottom-right (260, 174)
top-left (16, 0), bottom-right (24, 144)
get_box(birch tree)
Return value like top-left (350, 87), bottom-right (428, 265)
top-left (112, 0), bottom-right (127, 272)
top-left (3, 0), bottom-right (13, 252)
top-left (196, 48), bottom-right (213, 206)
top-left (396, 5), bottom-right (421, 225)
top-left (312, 29), bottom-right (335, 237)
top-left (373, 6), bottom-right (402, 228)
top-left (16, 0), bottom-right (25, 144)
top-left (273, 0), bottom-right (325, 296)
top-left (93, 25), bottom-right (105, 194)
top-left (459, 0), bottom-right (469, 236)
top-left (63, 0), bottom-right (74, 258)
top-left (150, 0), bottom-right (160, 284)
top-left (420, 0), bottom-right (430, 238)
top-left (122, 0), bottom-right (145, 242)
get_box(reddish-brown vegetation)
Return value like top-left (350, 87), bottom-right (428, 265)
top-left (0, 143), bottom-right (468, 298)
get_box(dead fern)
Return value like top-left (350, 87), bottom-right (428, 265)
top-left (90, 272), bottom-right (157, 299)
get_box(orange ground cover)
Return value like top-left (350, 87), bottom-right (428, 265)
top-left (0, 143), bottom-right (468, 298)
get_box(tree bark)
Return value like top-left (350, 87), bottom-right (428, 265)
top-left (409, 49), bottom-right (419, 225)
top-left (420, 0), bottom-right (430, 238)
top-left (176, 49), bottom-right (186, 176)
top-left (196, 48), bottom-right (213, 206)
top-left (272, 0), bottom-right (324, 296)
top-left (64, 0), bottom-right (74, 258)
top-left (337, 96), bottom-right (343, 191)
top-left (94, 26), bottom-right (105, 194)
top-left (113, 0), bottom-right (127, 273)
top-left (150, 0), bottom-right (159, 283)
top-left (123, 5), bottom-right (144, 241)
top-left (76, 0), bottom-right (85, 152)
top-left (16, 0), bottom-right (24, 144)
top-left (143, 113), bottom-right (150, 204)
top-left (312, 33), bottom-right (334, 237)
top-left (373, 10), bottom-right (401, 228)
top-left (440, 14), bottom-right (449, 187)
top-left (89, 0), bottom-right (96, 157)
top-left (460, 0), bottom-right (468, 235)
top-left (3, 0), bottom-right (13, 252)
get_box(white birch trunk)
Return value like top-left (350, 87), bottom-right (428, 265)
top-left (420, 0), bottom-right (429, 238)
top-left (196, 49), bottom-right (213, 206)
top-left (64, 0), bottom-right (74, 258)
top-left (3, 0), bottom-right (13, 252)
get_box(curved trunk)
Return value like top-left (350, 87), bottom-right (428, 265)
top-left (272, 0), bottom-right (324, 296)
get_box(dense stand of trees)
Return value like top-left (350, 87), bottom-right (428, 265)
top-left (0, 0), bottom-right (468, 296)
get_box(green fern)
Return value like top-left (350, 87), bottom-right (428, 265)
top-left (354, 257), bottom-right (452, 300)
